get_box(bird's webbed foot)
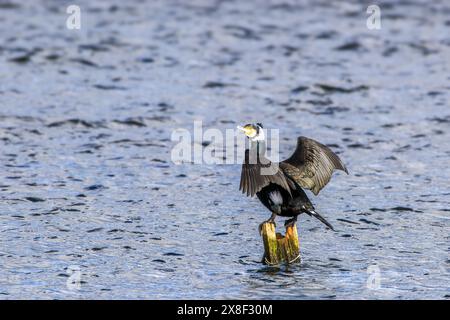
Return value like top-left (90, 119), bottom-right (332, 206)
top-left (284, 216), bottom-right (297, 228)
top-left (258, 213), bottom-right (277, 235)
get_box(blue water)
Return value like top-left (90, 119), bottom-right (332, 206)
top-left (0, 0), bottom-right (449, 299)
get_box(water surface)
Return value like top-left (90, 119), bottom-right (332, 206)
top-left (0, 0), bottom-right (449, 299)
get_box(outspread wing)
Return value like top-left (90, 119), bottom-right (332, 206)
top-left (280, 136), bottom-right (348, 195)
top-left (240, 150), bottom-right (292, 197)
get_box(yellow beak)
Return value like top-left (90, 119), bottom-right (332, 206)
top-left (237, 125), bottom-right (255, 137)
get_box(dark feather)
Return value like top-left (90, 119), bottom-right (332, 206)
top-left (240, 149), bottom-right (292, 197)
top-left (280, 136), bottom-right (348, 195)
top-left (306, 209), bottom-right (334, 230)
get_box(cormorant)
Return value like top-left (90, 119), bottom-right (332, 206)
top-left (237, 123), bottom-right (348, 231)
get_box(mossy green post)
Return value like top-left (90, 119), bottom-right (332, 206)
top-left (261, 222), bottom-right (300, 265)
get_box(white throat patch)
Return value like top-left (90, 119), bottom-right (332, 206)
top-left (251, 128), bottom-right (265, 141)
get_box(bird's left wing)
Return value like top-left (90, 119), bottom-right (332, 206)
top-left (240, 150), bottom-right (292, 197)
top-left (280, 136), bottom-right (348, 195)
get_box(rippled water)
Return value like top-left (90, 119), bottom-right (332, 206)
top-left (0, 0), bottom-right (449, 299)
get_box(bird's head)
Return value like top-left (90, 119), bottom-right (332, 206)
top-left (237, 123), bottom-right (265, 141)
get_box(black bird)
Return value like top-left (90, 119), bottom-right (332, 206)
top-left (237, 123), bottom-right (348, 231)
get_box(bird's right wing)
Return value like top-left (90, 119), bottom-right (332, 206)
top-left (240, 150), bottom-right (292, 197)
top-left (280, 136), bottom-right (348, 195)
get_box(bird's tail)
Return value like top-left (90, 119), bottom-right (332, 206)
top-left (306, 209), bottom-right (334, 231)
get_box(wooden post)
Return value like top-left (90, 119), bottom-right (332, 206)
top-left (261, 222), bottom-right (300, 265)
